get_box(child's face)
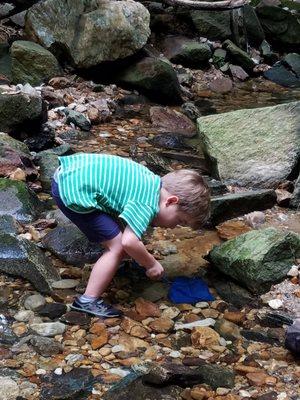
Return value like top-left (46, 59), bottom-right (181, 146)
top-left (152, 196), bottom-right (191, 229)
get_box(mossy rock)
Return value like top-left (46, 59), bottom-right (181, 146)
top-left (11, 40), bottom-right (61, 85)
top-left (0, 178), bottom-right (42, 223)
top-left (209, 228), bottom-right (300, 294)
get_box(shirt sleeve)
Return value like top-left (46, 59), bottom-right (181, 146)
top-left (119, 201), bottom-right (157, 239)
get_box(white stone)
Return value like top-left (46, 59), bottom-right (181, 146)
top-left (30, 321), bottom-right (66, 337)
top-left (174, 318), bottom-right (215, 330)
top-left (36, 369), bottom-right (47, 375)
top-left (169, 350), bottom-right (181, 358)
top-left (287, 265), bottom-right (299, 277)
top-left (24, 294), bottom-right (46, 310)
top-left (277, 393), bottom-right (288, 400)
top-left (54, 368), bottom-right (63, 375)
top-left (161, 307), bottom-right (180, 320)
top-left (195, 302), bottom-right (209, 308)
top-left (268, 299), bottom-right (283, 309)
top-left (239, 390), bottom-right (251, 397)
top-left (14, 310), bottom-right (35, 322)
top-left (108, 368), bottom-right (130, 378)
top-left (111, 345), bottom-right (125, 353)
top-left (65, 354), bottom-right (84, 364)
top-left (0, 377), bottom-right (20, 400)
top-left (216, 388), bottom-right (230, 395)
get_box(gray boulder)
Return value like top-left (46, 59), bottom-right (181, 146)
top-left (191, 10), bottom-right (231, 41)
top-left (117, 57), bottom-right (182, 104)
top-left (209, 228), bottom-right (300, 294)
top-left (0, 43), bottom-right (12, 81)
top-left (11, 40), bottom-right (61, 85)
top-left (223, 40), bottom-right (255, 72)
top-left (25, 0), bottom-right (150, 69)
top-left (197, 101), bottom-right (300, 188)
top-left (0, 178), bottom-right (42, 223)
top-left (0, 233), bottom-right (60, 293)
top-left (244, 4), bottom-right (265, 45)
top-left (0, 87), bottom-right (44, 134)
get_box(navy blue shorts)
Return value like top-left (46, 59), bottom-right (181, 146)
top-left (51, 179), bottom-right (121, 243)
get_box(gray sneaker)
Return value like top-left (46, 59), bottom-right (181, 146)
top-left (71, 297), bottom-right (122, 318)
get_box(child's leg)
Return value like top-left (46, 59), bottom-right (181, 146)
top-left (84, 232), bottom-right (126, 298)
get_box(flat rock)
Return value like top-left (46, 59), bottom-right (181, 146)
top-left (30, 321), bottom-right (66, 337)
top-left (30, 335), bottom-right (63, 356)
top-left (150, 106), bottom-right (196, 137)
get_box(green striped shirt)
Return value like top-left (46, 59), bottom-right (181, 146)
top-left (56, 153), bottom-right (161, 238)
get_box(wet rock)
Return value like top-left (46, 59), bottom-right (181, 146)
top-left (161, 36), bottom-right (212, 68)
top-left (42, 224), bottom-right (103, 266)
top-left (216, 220), bottom-right (252, 241)
top-left (0, 86), bottom-right (44, 135)
top-left (211, 190), bottom-right (276, 225)
top-left (0, 233), bottom-right (60, 293)
top-left (36, 303), bottom-right (67, 319)
top-left (208, 76), bottom-right (233, 93)
top-left (181, 102), bottom-right (201, 121)
top-left (30, 335), bottom-right (63, 356)
top-left (103, 376), bottom-right (182, 400)
top-left (62, 108), bottom-right (91, 131)
top-left (59, 311), bottom-right (89, 327)
top-left (149, 317), bottom-right (174, 333)
top-left (51, 279), bottom-right (79, 289)
top-left (29, 321), bottom-right (66, 337)
top-left (25, 0), bottom-right (150, 69)
top-left (117, 57), bottom-right (182, 105)
top-left (135, 297), bottom-right (160, 318)
top-left (11, 40), bottom-right (61, 86)
top-left (213, 277), bottom-right (257, 308)
top-left (256, 3), bottom-right (300, 46)
top-left (24, 122), bottom-right (56, 152)
top-left (150, 106), bottom-right (196, 137)
top-left (0, 178), bottom-right (42, 223)
top-left (241, 329), bottom-right (281, 344)
top-left (24, 293), bottom-right (46, 311)
top-left (260, 40), bottom-right (278, 64)
top-left (244, 4), bottom-right (265, 45)
top-left (223, 40), bottom-right (256, 72)
top-left (209, 227), bottom-right (300, 294)
top-left (0, 132), bottom-right (36, 179)
top-left (191, 10), bottom-right (231, 41)
top-left (197, 101), bottom-right (300, 188)
top-left (283, 53), bottom-right (300, 77)
top-left (137, 281), bottom-right (169, 302)
top-left (229, 64), bottom-right (249, 81)
top-left (264, 63), bottom-right (300, 87)
top-left (151, 133), bottom-right (192, 150)
top-left (0, 377), bottom-right (19, 400)
top-left (143, 362), bottom-right (235, 389)
top-left (40, 367), bottom-right (97, 400)
top-left (14, 310), bottom-right (35, 322)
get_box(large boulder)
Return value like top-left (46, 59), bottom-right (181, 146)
top-left (0, 86), bottom-right (44, 134)
top-left (256, 2), bottom-right (300, 47)
top-left (190, 10), bottom-right (231, 41)
top-left (244, 5), bottom-right (265, 45)
top-left (0, 233), bottom-right (60, 293)
top-left (11, 40), bottom-right (61, 85)
top-left (290, 175), bottom-right (300, 208)
top-left (209, 228), bottom-right (300, 294)
top-left (0, 178), bottom-right (42, 223)
top-left (196, 101), bottom-right (300, 188)
top-left (25, 0), bottom-right (150, 69)
top-left (117, 57), bottom-right (182, 104)
top-left (223, 40), bottom-right (255, 72)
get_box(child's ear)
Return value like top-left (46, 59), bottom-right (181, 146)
top-left (166, 195), bottom-right (179, 206)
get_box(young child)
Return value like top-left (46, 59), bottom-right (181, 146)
top-left (51, 153), bottom-right (210, 318)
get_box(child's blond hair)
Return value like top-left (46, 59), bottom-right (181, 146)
top-left (161, 169), bottom-right (210, 229)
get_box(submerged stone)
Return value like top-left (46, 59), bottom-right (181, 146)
top-left (209, 228), bottom-right (300, 294)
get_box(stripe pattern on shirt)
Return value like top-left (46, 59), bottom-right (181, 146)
top-left (56, 153), bottom-right (161, 238)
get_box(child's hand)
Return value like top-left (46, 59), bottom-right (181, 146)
top-left (146, 261), bottom-right (164, 280)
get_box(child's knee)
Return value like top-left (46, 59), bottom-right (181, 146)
top-left (105, 234), bottom-right (127, 259)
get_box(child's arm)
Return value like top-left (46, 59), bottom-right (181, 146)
top-left (122, 225), bottom-right (164, 279)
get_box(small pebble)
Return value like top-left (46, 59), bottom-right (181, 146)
top-left (268, 299), bottom-right (283, 309)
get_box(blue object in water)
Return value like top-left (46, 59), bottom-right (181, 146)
top-left (168, 276), bottom-right (214, 304)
